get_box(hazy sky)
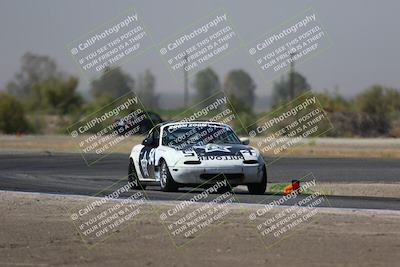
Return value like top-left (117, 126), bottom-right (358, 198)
top-left (0, 0), bottom-right (399, 98)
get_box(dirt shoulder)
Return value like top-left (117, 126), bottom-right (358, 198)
top-left (0, 191), bottom-right (399, 267)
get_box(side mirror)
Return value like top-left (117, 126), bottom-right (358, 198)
top-left (240, 137), bottom-right (250, 145)
top-left (142, 137), bottom-right (153, 146)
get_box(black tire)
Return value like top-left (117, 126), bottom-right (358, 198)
top-left (159, 160), bottom-right (178, 192)
top-left (216, 184), bottom-right (233, 194)
top-left (247, 165), bottom-right (267, 195)
top-left (128, 158), bottom-right (145, 190)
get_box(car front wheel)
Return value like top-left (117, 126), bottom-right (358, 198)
top-left (160, 160), bottom-right (178, 192)
top-left (247, 165), bottom-right (267, 195)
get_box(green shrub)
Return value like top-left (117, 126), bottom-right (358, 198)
top-left (0, 92), bottom-right (31, 133)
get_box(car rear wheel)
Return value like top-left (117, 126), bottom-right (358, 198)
top-left (128, 158), bottom-right (145, 190)
top-left (160, 160), bottom-right (178, 192)
top-left (247, 165), bottom-right (267, 195)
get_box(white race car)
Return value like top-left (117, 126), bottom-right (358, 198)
top-left (128, 121), bottom-right (267, 194)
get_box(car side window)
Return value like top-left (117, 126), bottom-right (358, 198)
top-left (142, 131), bottom-right (153, 146)
top-left (152, 125), bottom-right (161, 147)
top-left (146, 131), bottom-right (153, 141)
top-left (144, 125), bottom-right (160, 147)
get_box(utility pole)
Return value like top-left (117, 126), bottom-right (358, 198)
top-left (289, 51), bottom-right (297, 100)
top-left (183, 53), bottom-right (188, 107)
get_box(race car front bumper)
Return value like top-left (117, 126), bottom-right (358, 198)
top-left (169, 163), bottom-right (264, 185)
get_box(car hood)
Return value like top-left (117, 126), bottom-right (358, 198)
top-left (181, 143), bottom-right (257, 160)
top-left (190, 143), bottom-right (250, 154)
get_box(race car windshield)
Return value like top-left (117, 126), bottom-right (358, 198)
top-left (162, 124), bottom-right (241, 150)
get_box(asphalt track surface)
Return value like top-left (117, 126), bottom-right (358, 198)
top-left (0, 152), bottom-right (399, 210)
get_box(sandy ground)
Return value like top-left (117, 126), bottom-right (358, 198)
top-left (0, 191), bottom-right (399, 267)
top-left (1, 135), bottom-right (400, 158)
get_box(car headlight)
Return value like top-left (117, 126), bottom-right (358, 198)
top-left (249, 148), bottom-right (258, 156)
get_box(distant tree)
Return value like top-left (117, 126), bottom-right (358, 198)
top-left (223, 70), bottom-right (256, 113)
top-left (31, 76), bottom-right (83, 114)
top-left (7, 52), bottom-right (63, 98)
top-left (223, 70), bottom-right (256, 133)
top-left (90, 67), bottom-right (134, 99)
top-left (6, 52), bottom-right (82, 114)
top-left (80, 94), bottom-right (114, 120)
top-left (272, 71), bottom-right (310, 106)
top-left (324, 85), bottom-right (400, 137)
top-left (193, 68), bottom-right (221, 103)
top-left (137, 70), bottom-right (158, 109)
top-left (0, 92), bottom-right (31, 133)
top-left (353, 85), bottom-right (398, 134)
top-left (227, 93), bottom-right (256, 134)
top-left (314, 90), bottom-right (350, 113)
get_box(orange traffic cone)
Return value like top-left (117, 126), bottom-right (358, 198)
top-left (283, 180), bottom-right (300, 195)
top-left (283, 184), bottom-right (293, 194)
